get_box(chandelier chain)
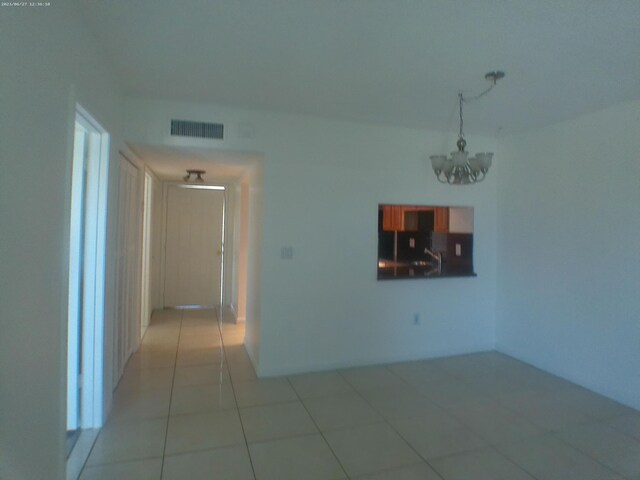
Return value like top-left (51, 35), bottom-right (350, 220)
top-left (458, 92), bottom-right (464, 138)
top-left (461, 81), bottom-right (496, 103)
top-left (458, 71), bottom-right (502, 140)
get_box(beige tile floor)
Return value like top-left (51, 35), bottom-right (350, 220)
top-left (80, 308), bottom-right (640, 480)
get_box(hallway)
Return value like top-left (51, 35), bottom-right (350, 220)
top-left (80, 309), bottom-right (640, 480)
top-left (80, 308), bottom-right (257, 479)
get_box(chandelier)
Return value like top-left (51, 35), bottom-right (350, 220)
top-left (430, 71), bottom-right (504, 185)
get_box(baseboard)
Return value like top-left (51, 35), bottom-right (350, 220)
top-left (495, 344), bottom-right (640, 411)
top-left (66, 428), bottom-right (98, 480)
top-left (245, 341), bottom-right (259, 373)
top-left (257, 343), bottom-right (496, 378)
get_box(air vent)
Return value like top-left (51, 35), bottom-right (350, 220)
top-left (170, 119), bottom-right (223, 139)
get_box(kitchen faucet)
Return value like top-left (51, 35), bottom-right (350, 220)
top-left (424, 247), bottom-right (442, 273)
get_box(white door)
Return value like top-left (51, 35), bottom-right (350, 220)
top-left (114, 155), bottom-right (142, 383)
top-left (164, 185), bottom-right (225, 307)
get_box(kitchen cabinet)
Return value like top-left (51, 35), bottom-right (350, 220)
top-left (434, 207), bottom-right (449, 233)
top-left (382, 205), bottom-right (449, 232)
top-left (382, 205), bottom-right (404, 231)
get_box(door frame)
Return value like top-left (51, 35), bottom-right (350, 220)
top-left (66, 104), bottom-right (109, 477)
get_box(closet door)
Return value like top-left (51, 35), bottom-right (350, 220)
top-left (164, 185), bottom-right (224, 307)
top-left (114, 155), bottom-right (142, 383)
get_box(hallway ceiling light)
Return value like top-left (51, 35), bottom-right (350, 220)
top-left (430, 71), bottom-right (504, 185)
top-left (183, 169), bottom-right (206, 183)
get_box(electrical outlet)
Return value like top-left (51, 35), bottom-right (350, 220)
top-left (280, 246), bottom-right (293, 259)
top-left (413, 313), bottom-right (420, 325)
top-left (455, 243), bottom-right (462, 256)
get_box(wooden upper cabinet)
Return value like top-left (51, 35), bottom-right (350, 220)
top-left (434, 207), bottom-right (449, 233)
top-left (382, 205), bottom-right (449, 233)
top-left (382, 205), bottom-right (448, 232)
top-left (382, 205), bottom-right (404, 231)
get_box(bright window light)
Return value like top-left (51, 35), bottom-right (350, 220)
top-left (178, 184), bottom-right (225, 190)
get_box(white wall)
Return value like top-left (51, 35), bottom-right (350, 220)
top-left (0, 4), bottom-right (123, 479)
top-left (229, 181), bottom-right (252, 321)
top-left (496, 99), bottom-right (640, 409)
top-left (222, 182), bottom-right (236, 308)
top-left (229, 183), bottom-right (241, 315)
top-left (242, 164), bottom-right (264, 366)
top-left (124, 98), bottom-right (498, 377)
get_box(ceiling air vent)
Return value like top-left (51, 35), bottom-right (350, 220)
top-left (170, 119), bottom-right (224, 140)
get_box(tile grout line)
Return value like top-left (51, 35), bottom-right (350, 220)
top-left (77, 426), bottom-right (101, 476)
top-left (159, 309), bottom-right (184, 480)
top-left (547, 430), bottom-right (630, 480)
top-left (215, 306), bottom-right (259, 480)
top-left (286, 376), bottom-right (353, 480)
top-left (446, 363), bottom-right (632, 480)
top-left (441, 362), bottom-right (639, 478)
top-left (384, 365), bottom-right (543, 479)
top-left (337, 367), bottom-right (445, 479)
top-left (79, 321), bottom-right (637, 479)
top-left (384, 364), bottom-right (616, 480)
top-left (76, 311), bottom-right (170, 478)
top-left (360, 365), bottom-right (544, 480)
top-left (487, 444), bottom-right (543, 480)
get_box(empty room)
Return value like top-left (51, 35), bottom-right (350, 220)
top-left (1, 1), bottom-right (639, 479)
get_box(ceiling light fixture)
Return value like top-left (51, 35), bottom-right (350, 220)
top-left (183, 169), bottom-right (206, 183)
top-left (430, 71), bottom-right (505, 185)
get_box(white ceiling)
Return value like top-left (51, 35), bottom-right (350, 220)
top-left (80, 0), bottom-right (640, 135)
top-left (128, 144), bottom-right (260, 182)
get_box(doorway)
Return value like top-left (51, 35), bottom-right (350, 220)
top-left (66, 106), bottom-right (109, 464)
top-left (163, 184), bottom-right (226, 307)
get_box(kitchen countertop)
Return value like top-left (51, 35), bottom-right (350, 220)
top-left (377, 262), bottom-right (476, 280)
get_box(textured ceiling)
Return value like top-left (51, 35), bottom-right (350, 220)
top-left (81, 0), bottom-right (640, 135)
